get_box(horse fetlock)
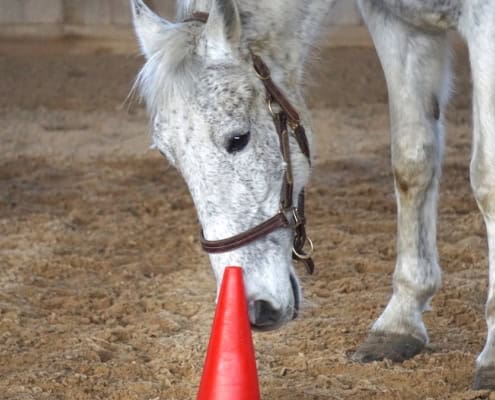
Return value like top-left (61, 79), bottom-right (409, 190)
top-left (475, 332), bottom-right (495, 390)
top-left (393, 277), bottom-right (440, 310)
top-left (393, 258), bottom-right (441, 310)
top-left (477, 324), bottom-right (495, 370)
top-left (372, 293), bottom-right (429, 343)
top-left (473, 366), bottom-right (495, 391)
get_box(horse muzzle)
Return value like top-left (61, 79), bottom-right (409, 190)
top-left (248, 273), bottom-right (300, 331)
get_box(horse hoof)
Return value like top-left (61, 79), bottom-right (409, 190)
top-left (351, 332), bottom-right (425, 363)
top-left (473, 366), bottom-right (495, 390)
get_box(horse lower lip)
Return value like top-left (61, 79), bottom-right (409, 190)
top-left (290, 274), bottom-right (300, 320)
top-left (251, 322), bottom-right (284, 332)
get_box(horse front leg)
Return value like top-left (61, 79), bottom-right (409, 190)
top-left (459, 2), bottom-right (495, 390)
top-left (353, 0), bottom-right (452, 363)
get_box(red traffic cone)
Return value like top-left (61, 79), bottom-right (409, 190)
top-left (197, 266), bottom-right (261, 400)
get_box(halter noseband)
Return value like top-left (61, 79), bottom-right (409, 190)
top-left (186, 12), bottom-right (314, 274)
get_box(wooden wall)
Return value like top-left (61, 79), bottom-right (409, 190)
top-left (0, 0), bottom-right (362, 35)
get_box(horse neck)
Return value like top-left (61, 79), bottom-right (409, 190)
top-left (242, 0), bottom-right (330, 90)
top-left (177, 0), bottom-right (331, 96)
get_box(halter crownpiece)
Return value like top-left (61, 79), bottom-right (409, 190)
top-left (186, 12), bottom-right (315, 274)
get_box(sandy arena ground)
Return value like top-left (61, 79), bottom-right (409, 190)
top-left (0, 32), bottom-right (492, 399)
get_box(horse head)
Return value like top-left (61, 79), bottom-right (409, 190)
top-left (130, 0), bottom-right (312, 330)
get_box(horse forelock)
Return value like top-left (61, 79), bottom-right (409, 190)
top-left (133, 25), bottom-right (198, 118)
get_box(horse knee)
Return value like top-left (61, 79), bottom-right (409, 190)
top-left (392, 137), bottom-right (437, 197)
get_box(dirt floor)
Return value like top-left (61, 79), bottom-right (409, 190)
top-left (0, 32), bottom-right (492, 399)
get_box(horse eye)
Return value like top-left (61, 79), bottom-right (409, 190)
top-left (226, 132), bottom-right (250, 154)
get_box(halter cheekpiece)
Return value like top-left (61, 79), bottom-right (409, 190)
top-left (185, 12), bottom-right (315, 274)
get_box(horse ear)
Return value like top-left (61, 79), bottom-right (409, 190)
top-left (130, 0), bottom-right (170, 58)
top-left (203, 0), bottom-right (241, 56)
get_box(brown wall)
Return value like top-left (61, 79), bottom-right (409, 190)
top-left (0, 0), bottom-right (362, 37)
top-left (0, 0), bottom-right (175, 26)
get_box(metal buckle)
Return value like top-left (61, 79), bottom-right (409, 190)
top-left (291, 208), bottom-right (303, 227)
top-left (267, 98), bottom-right (275, 116)
top-left (279, 207), bottom-right (302, 226)
top-left (254, 64), bottom-right (271, 80)
top-left (288, 120), bottom-right (299, 132)
top-left (267, 98), bottom-right (283, 117)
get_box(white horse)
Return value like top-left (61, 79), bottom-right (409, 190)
top-left (130, 0), bottom-right (495, 389)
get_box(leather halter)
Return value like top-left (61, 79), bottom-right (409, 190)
top-left (185, 12), bottom-right (314, 274)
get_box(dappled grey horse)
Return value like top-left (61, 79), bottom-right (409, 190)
top-left (130, 0), bottom-right (495, 389)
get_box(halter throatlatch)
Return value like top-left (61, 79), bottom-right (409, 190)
top-left (187, 12), bottom-right (314, 274)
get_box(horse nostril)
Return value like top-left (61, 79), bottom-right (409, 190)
top-left (252, 300), bottom-right (281, 328)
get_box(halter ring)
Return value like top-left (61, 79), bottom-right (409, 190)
top-left (292, 236), bottom-right (314, 260)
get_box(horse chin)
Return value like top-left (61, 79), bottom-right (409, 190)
top-left (249, 304), bottom-right (296, 332)
top-left (250, 320), bottom-right (286, 332)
